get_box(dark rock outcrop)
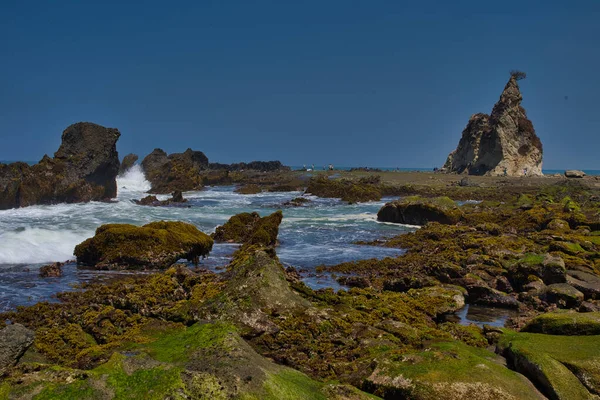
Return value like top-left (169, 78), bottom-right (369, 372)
top-left (74, 221), bottom-right (213, 270)
top-left (0, 323), bottom-right (35, 375)
top-left (134, 191), bottom-right (188, 207)
top-left (443, 76), bottom-right (543, 176)
top-left (0, 122), bottom-right (121, 210)
top-left (118, 153), bottom-right (138, 175)
top-left (39, 262), bottom-right (64, 278)
top-left (212, 211), bottom-right (283, 247)
top-left (141, 148), bottom-right (208, 193)
top-left (377, 196), bottom-right (462, 225)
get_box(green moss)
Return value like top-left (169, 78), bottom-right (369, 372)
top-left (33, 380), bottom-right (104, 400)
top-left (498, 330), bottom-right (600, 399)
top-left (522, 312), bottom-right (600, 335)
top-left (74, 221), bottom-right (213, 269)
top-left (262, 370), bottom-right (327, 400)
top-left (144, 322), bottom-right (235, 363)
top-left (212, 211), bottom-right (283, 247)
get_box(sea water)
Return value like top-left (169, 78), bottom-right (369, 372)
top-left (0, 165), bottom-right (409, 312)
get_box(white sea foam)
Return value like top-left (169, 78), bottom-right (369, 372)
top-left (116, 165), bottom-right (151, 196)
top-left (0, 227), bottom-right (93, 264)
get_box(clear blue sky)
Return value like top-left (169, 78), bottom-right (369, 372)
top-left (1, 1), bottom-right (598, 169)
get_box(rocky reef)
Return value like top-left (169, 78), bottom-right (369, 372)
top-left (134, 190), bottom-right (188, 207)
top-left (0, 122), bottom-right (121, 210)
top-left (443, 74), bottom-right (543, 176)
top-left (74, 221), bottom-right (213, 270)
top-left (141, 148), bottom-right (208, 193)
top-left (209, 160), bottom-right (289, 172)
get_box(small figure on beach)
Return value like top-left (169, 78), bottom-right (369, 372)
top-left (503, 167), bottom-right (508, 176)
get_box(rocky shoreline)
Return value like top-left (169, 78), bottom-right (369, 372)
top-left (1, 172), bottom-right (600, 399)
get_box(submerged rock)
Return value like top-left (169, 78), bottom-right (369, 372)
top-left (0, 323), bottom-right (35, 375)
top-left (141, 148), bottom-right (208, 193)
top-left (377, 196), bottom-right (462, 225)
top-left (74, 221), bottom-right (213, 270)
top-left (442, 75), bottom-right (543, 176)
top-left (0, 122), bottom-right (121, 210)
top-left (212, 210), bottom-right (283, 247)
top-left (118, 153), bottom-right (138, 175)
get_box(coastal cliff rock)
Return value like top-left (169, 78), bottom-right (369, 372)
top-left (141, 148), bottom-right (208, 193)
top-left (74, 221), bottom-right (213, 270)
top-left (443, 75), bottom-right (543, 176)
top-left (0, 122), bottom-right (121, 210)
top-left (118, 153), bottom-right (138, 175)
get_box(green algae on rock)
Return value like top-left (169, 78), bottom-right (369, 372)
top-left (74, 221), bottom-right (213, 270)
top-left (522, 311), bottom-right (600, 335)
top-left (377, 196), bottom-right (463, 225)
top-left (212, 210), bottom-right (283, 247)
top-left (498, 330), bottom-right (600, 399)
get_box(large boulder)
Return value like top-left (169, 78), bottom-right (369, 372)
top-left (141, 148), bottom-right (208, 193)
top-left (0, 122), bottom-right (121, 210)
top-left (118, 153), bottom-right (138, 175)
top-left (377, 196), bottom-right (462, 225)
top-left (443, 75), bottom-right (543, 176)
top-left (74, 221), bottom-right (213, 270)
top-left (522, 311), bottom-right (600, 335)
top-left (212, 211), bottom-right (283, 247)
top-left (0, 323), bottom-right (35, 375)
top-left (565, 170), bottom-right (586, 178)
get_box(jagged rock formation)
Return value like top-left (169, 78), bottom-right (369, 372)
top-left (141, 148), bottom-right (208, 193)
top-left (118, 153), bottom-right (138, 175)
top-left (443, 76), bottom-right (543, 176)
top-left (0, 122), bottom-right (121, 210)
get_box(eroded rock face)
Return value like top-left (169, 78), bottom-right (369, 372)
top-left (443, 76), bottom-right (543, 176)
top-left (0, 122), bottom-right (121, 210)
top-left (141, 148), bottom-right (209, 193)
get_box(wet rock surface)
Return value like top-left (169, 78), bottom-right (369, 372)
top-left (0, 324), bottom-right (35, 375)
top-left (141, 148), bottom-right (208, 193)
top-left (118, 153), bottom-right (138, 175)
top-left (377, 196), bottom-right (462, 225)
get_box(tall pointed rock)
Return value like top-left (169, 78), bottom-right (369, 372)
top-left (443, 76), bottom-right (543, 176)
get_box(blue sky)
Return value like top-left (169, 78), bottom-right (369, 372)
top-left (1, 1), bottom-right (598, 169)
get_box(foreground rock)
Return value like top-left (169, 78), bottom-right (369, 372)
top-left (74, 221), bottom-right (213, 269)
top-left (0, 122), bottom-right (121, 210)
top-left (118, 153), bottom-right (138, 175)
top-left (212, 210), bottom-right (283, 246)
top-left (498, 330), bottom-right (600, 399)
top-left (377, 196), bottom-right (462, 225)
top-left (442, 74), bottom-right (543, 176)
top-left (522, 311), bottom-right (600, 335)
top-left (141, 148), bottom-right (208, 193)
top-left (0, 324), bottom-right (35, 375)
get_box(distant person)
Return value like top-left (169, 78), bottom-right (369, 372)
top-left (503, 167), bottom-right (507, 177)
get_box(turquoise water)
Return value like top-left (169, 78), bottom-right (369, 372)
top-left (0, 166), bottom-right (408, 312)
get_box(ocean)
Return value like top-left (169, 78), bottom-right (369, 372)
top-left (0, 166), bottom-right (408, 312)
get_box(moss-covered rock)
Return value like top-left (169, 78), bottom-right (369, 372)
top-left (363, 340), bottom-right (544, 399)
top-left (498, 330), bottom-right (600, 399)
top-left (305, 175), bottom-right (383, 203)
top-left (212, 211), bottom-right (283, 247)
top-left (235, 184), bottom-right (262, 194)
top-left (377, 196), bottom-right (462, 225)
top-left (522, 312), bottom-right (600, 335)
top-left (74, 221), bottom-right (213, 270)
top-left (545, 284), bottom-right (585, 309)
